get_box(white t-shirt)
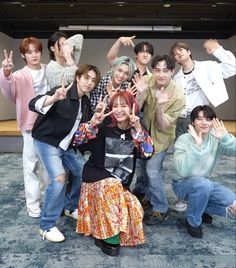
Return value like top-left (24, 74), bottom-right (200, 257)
top-left (27, 65), bottom-right (49, 95)
top-left (184, 71), bottom-right (209, 113)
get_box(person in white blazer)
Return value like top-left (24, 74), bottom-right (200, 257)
top-left (169, 39), bottom-right (236, 212)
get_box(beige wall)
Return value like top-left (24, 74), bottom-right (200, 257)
top-left (0, 32), bottom-right (235, 121)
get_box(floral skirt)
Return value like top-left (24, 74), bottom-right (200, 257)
top-left (76, 177), bottom-right (145, 246)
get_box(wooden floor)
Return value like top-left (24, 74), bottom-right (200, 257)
top-left (0, 119), bottom-right (235, 136)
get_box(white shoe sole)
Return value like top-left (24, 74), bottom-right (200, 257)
top-left (28, 209), bottom-right (41, 218)
top-left (174, 205), bottom-right (187, 212)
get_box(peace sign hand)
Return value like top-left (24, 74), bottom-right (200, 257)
top-left (53, 80), bottom-right (73, 102)
top-left (2, 50), bottom-right (14, 76)
top-left (92, 95), bottom-right (113, 126)
top-left (128, 103), bottom-right (142, 132)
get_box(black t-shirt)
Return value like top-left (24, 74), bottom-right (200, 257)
top-left (80, 121), bottom-right (139, 187)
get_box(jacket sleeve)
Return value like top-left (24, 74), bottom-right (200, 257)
top-left (66, 34), bottom-right (84, 66)
top-left (28, 88), bottom-right (56, 114)
top-left (0, 68), bottom-right (16, 103)
top-left (173, 135), bottom-right (205, 177)
top-left (130, 127), bottom-right (154, 159)
top-left (213, 45), bottom-right (236, 78)
top-left (218, 133), bottom-right (236, 157)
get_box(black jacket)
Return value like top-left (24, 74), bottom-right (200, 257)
top-left (29, 83), bottom-right (93, 148)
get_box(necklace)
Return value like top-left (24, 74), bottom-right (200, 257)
top-left (113, 127), bottom-right (126, 140)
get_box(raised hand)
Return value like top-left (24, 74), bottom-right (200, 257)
top-left (128, 103), bottom-right (142, 132)
top-left (106, 79), bottom-right (119, 99)
top-left (126, 82), bottom-right (137, 97)
top-left (92, 95), bottom-right (113, 125)
top-left (212, 118), bottom-right (227, 139)
top-left (2, 50), bottom-right (14, 75)
top-left (53, 80), bottom-right (73, 102)
top-left (119, 35), bottom-right (136, 47)
top-left (203, 39), bottom-right (220, 54)
top-left (133, 73), bottom-right (148, 94)
top-left (95, 94), bottom-right (108, 113)
top-left (188, 124), bottom-right (203, 146)
top-left (156, 87), bottom-right (173, 105)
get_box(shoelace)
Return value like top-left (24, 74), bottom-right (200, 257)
top-left (42, 230), bottom-right (48, 241)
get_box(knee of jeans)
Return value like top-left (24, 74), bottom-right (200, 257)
top-left (55, 173), bottom-right (66, 184)
top-left (192, 177), bottom-right (213, 193)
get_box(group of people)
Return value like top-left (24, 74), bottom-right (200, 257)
top-left (0, 32), bottom-right (236, 256)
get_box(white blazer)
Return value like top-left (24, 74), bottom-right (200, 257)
top-left (173, 45), bottom-right (236, 107)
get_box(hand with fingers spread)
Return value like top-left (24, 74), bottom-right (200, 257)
top-left (128, 103), bottom-right (142, 132)
top-left (133, 73), bottom-right (148, 94)
top-left (126, 82), bottom-right (137, 97)
top-left (212, 118), bottom-right (227, 139)
top-left (2, 50), bottom-right (14, 76)
top-left (156, 86), bottom-right (173, 105)
top-left (188, 124), bottom-right (203, 146)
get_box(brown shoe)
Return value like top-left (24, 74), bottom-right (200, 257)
top-left (144, 210), bottom-right (169, 225)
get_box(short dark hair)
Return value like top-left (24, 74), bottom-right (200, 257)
top-left (134, 41), bottom-right (154, 56)
top-left (47, 31), bottom-right (68, 60)
top-left (191, 105), bottom-right (216, 123)
top-left (151, 54), bottom-right (175, 70)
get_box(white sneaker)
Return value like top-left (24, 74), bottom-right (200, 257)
top-left (27, 208), bottom-right (41, 218)
top-left (64, 209), bottom-right (78, 220)
top-left (174, 201), bottom-right (187, 212)
top-left (39, 226), bottom-right (65, 242)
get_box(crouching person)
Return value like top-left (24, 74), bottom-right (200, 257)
top-left (29, 64), bottom-right (101, 242)
top-left (172, 105), bottom-right (236, 239)
top-left (73, 91), bottom-right (154, 256)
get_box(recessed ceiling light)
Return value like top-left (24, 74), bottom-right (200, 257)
top-left (163, 4), bottom-right (171, 8)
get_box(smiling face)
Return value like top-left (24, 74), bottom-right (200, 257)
top-left (112, 63), bottom-right (130, 87)
top-left (112, 96), bottom-right (131, 127)
top-left (192, 110), bottom-right (213, 135)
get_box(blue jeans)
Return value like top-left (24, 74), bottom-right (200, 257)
top-left (34, 140), bottom-right (85, 231)
top-left (135, 150), bottom-right (168, 213)
top-left (172, 177), bottom-right (236, 227)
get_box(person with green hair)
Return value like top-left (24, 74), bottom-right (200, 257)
top-left (90, 56), bottom-right (136, 112)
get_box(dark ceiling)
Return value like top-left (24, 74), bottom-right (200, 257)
top-left (0, 1), bottom-right (235, 40)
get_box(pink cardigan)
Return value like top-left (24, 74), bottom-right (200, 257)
top-left (0, 65), bottom-right (46, 131)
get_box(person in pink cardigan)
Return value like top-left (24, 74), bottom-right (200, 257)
top-left (0, 37), bottom-right (49, 218)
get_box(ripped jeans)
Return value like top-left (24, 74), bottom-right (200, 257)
top-left (34, 140), bottom-right (85, 231)
top-left (172, 176), bottom-right (236, 227)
